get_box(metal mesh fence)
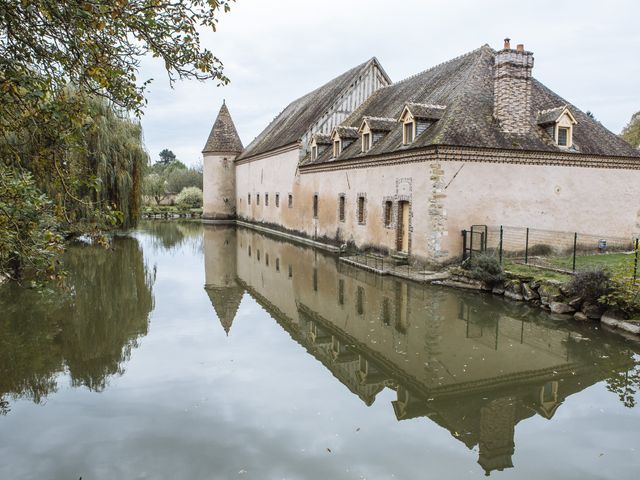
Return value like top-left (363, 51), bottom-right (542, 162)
top-left (465, 225), bottom-right (639, 279)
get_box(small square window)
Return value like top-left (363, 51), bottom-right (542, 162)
top-left (248, 193), bottom-right (251, 205)
top-left (265, 193), bottom-right (269, 206)
top-left (403, 122), bottom-right (415, 144)
top-left (557, 127), bottom-right (569, 146)
top-left (257, 194), bottom-right (260, 205)
top-left (339, 195), bottom-right (345, 222)
top-left (357, 196), bottom-right (366, 225)
top-left (288, 194), bottom-right (293, 208)
top-left (362, 133), bottom-right (371, 152)
top-left (275, 193), bottom-right (280, 207)
top-left (313, 194), bottom-right (319, 218)
top-left (333, 140), bottom-right (341, 157)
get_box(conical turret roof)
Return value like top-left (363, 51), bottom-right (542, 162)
top-left (205, 285), bottom-right (245, 335)
top-left (202, 101), bottom-right (244, 154)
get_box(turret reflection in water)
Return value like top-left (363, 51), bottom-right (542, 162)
top-left (0, 236), bottom-right (154, 414)
top-left (203, 225), bottom-right (640, 476)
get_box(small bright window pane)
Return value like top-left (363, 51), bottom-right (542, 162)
top-left (557, 127), bottom-right (568, 146)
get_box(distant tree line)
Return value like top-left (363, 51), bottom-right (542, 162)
top-left (143, 149), bottom-right (203, 206)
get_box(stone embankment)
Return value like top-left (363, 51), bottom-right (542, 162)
top-left (433, 270), bottom-right (639, 338)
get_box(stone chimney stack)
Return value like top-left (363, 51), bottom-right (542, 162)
top-left (493, 38), bottom-right (534, 134)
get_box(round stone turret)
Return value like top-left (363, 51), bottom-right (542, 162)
top-left (202, 101), bottom-right (243, 220)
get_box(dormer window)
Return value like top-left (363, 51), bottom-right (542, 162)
top-left (310, 133), bottom-right (332, 161)
top-left (399, 103), bottom-right (446, 146)
top-left (403, 121), bottom-right (415, 145)
top-left (358, 117), bottom-right (395, 152)
top-left (537, 105), bottom-right (577, 149)
top-left (331, 126), bottom-right (359, 158)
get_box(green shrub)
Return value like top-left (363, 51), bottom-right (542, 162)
top-left (462, 254), bottom-right (504, 286)
top-left (567, 267), bottom-right (611, 303)
top-left (175, 187), bottom-right (203, 209)
top-left (601, 271), bottom-right (640, 315)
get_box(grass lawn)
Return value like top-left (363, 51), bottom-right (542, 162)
top-left (503, 260), bottom-right (572, 283)
top-left (546, 251), bottom-right (637, 274)
top-left (504, 250), bottom-right (638, 283)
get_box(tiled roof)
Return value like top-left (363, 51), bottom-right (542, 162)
top-left (536, 106), bottom-right (569, 125)
top-left (202, 102), bottom-right (244, 154)
top-left (312, 133), bottom-right (332, 145)
top-left (308, 45), bottom-right (640, 165)
top-left (362, 116), bottom-right (397, 131)
top-left (404, 103), bottom-right (447, 120)
top-left (334, 126), bottom-right (359, 139)
top-left (237, 58), bottom-right (385, 160)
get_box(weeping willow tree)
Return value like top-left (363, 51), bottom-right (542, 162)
top-left (61, 94), bottom-right (148, 230)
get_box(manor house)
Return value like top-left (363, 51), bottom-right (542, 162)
top-left (202, 39), bottom-right (640, 264)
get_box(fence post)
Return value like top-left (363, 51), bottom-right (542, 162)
top-left (634, 238), bottom-right (638, 283)
top-left (572, 232), bottom-right (578, 272)
top-left (469, 227), bottom-right (474, 260)
top-left (525, 228), bottom-right (529, 264)
top-left (499, 226), bottom-right (504, 265)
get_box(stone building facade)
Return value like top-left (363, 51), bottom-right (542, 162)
top-left (203, 40), bottom-right (640, 264)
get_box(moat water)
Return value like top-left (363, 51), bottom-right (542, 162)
top-left (1, 222), bottom-right (639, 479)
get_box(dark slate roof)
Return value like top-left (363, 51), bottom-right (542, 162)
top-left (536, 106), bottom-right (569, 125)
top-left (334, 125), bottom-right (359, 139)
top-left (362, 116), bottom-right (397, 131)
top-left (237, 58), bottom-right (384, 160)
top-left (404, 103), bottom-right (447, 120)
top-left (202, 102), bottom-right (244, 154)
top-left (308, 45), bottom-right (640, 165)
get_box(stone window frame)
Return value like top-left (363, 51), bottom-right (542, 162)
top-left (288, 193), bottom-right (293, 208)
top-left (275, 192), bottom-right (280, 208)
top-left (338, 193), bottom-right (346, 223)
top-left (313, 192), bottom-right (319, 219)
top-left (356, 192), bottom-right (367, 225)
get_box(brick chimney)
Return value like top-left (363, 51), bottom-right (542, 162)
top-left (493, 38), bottom-right (534, 134)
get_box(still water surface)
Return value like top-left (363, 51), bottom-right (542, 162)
top-left (1, 222), bottom-right (639, 479)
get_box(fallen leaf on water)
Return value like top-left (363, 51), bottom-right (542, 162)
top-left (327, 448), bottom-right (332, 453)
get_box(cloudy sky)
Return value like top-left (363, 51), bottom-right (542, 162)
top-left (139, 0), bottom-right (640, 166)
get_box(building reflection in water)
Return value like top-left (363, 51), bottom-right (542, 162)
top-left (203, 225), bottom-right (638, 476)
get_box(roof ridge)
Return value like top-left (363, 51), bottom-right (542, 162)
top-left (537, 104), bottom-right (569, 114)
top-left (393, 44), bottom-right (491, 87)
top-left (362, 115), bottom-right (397, 121)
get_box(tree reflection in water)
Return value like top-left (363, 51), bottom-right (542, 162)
top-left (0, 236), bottom-right (154, 412)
